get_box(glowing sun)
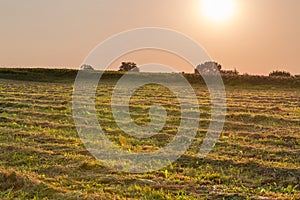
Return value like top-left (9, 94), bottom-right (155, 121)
top-left (201, 0), bottom-right (235, 22)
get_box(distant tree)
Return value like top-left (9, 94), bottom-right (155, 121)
top-left (80, 64), bottom-right (94, 70)
top-left (195, 61), bottom-right (222, 75)
top-left (119, 62), bottom-right (139, 72)
top-left (269, 70), bottom-right (291, 77)
top-left (221, 68), bottom-right (239, 76)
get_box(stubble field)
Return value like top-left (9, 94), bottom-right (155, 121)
top-left (0, 70), bottom-right (299, 199)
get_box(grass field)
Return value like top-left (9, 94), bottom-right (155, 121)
top-left (0, 69), bottom-right (299, 199)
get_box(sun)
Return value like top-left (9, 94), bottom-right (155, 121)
top-left (201, 0), bottom-right (235, 22)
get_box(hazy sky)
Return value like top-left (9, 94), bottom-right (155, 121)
top-left (0, 0), bottom-right (299, 74)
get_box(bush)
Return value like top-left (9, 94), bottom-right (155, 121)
top-left (221, 69), bottom-right (239, 76)
top-left (269, 70), bottom-right (291, 77)
top-left (294, 75), bottom-right (300, 78)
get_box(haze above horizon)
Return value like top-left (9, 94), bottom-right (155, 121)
top-left (0, 0), bottom-right (299, 75)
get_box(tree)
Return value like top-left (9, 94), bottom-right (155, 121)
top-left (269, 70), bottom-right (291, 77)
top-left (119, 62), bottom-right (139, 72)
top-left (195, 61), bottom-right (222, 75)
top-left (80, 64), bottom-right (94, 70)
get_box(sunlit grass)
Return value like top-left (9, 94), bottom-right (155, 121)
top-left (0, 76), bottom-right (299, 199)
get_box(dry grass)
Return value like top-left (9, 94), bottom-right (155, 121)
top-left (0, 77), bottom-right (299, 199)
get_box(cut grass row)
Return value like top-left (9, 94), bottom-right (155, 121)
top-left (0, 76), bottom-right (299, 199)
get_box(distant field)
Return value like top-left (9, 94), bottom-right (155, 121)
top-left (0, 69), bottom-right (299, 199)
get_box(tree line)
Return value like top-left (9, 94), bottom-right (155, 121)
top-left (81, 61), bottom-right (298, 77)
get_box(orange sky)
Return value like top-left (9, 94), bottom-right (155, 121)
top-left (0, 0), bottom-right (299, 75)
